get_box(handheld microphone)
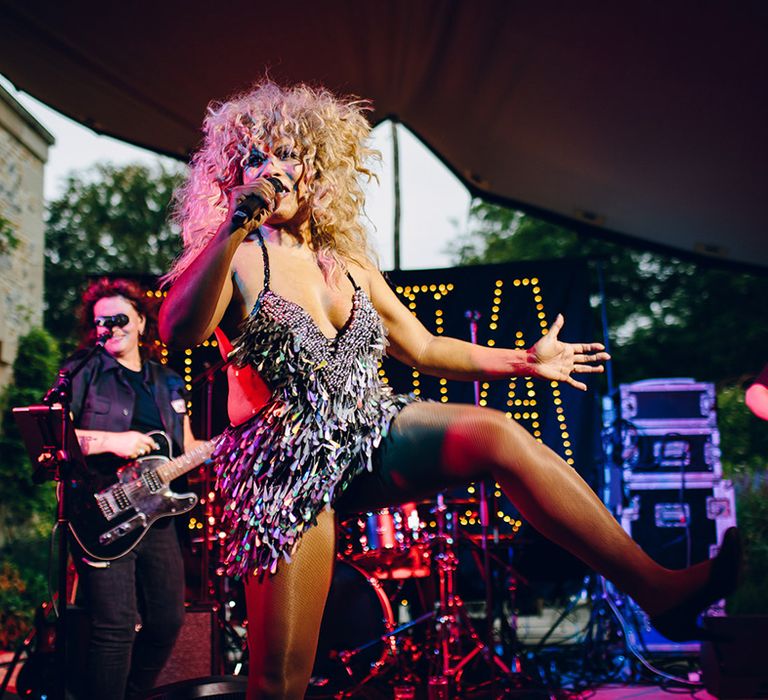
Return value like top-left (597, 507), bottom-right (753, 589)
top-left (232, 176), bottom-right (286, 228)
top-left (94, 314), bottom-right (130, 329)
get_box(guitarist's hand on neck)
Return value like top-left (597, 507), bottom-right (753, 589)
top-left (77, 429), bottom-right (159, 460)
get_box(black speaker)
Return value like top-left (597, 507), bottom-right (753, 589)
top-left (155, 603), bottom-right (221, 687)
top-left (701, 616), bottom-right (768, 698)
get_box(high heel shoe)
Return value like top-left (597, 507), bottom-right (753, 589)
top-left (650, 526), bottom-right (743, 642)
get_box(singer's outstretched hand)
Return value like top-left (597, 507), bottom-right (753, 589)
top-left (527, 314), bottom-right (610, 391)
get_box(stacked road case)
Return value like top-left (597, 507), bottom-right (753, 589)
top-left (612, 378), bottom-right (737, 652)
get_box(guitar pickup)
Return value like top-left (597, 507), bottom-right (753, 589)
top-left (99, 513), bottom-right (147, 545)
top-left (95, 484), bottom-right (130, 521)
top-left (142, 471), bottom-right (163, 493)
top-left (96, 496), bottom-right (116, 520)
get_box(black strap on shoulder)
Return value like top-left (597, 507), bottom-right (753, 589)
top-left (346, 270), bottom-right (360, 291)
top-left (254, 229), bottom-right (270, 290)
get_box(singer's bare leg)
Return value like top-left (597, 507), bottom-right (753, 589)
top-left (243, 509), bottom-right (336, 700)
top-left (339, 402), bottom-right (710, 616)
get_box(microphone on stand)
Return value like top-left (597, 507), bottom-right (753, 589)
top-left (93, 314), bottom-right (130, 346)
top-left (94, 314), bottom-right (129, 329)
top-left (231, 176), bottom-right (286, 229)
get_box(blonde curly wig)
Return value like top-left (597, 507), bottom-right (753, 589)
top-left (165, 81), bottom-right (379, 284)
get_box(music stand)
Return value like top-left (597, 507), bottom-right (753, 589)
top-left (14, 404), bottom-right (86, 484)
top-left (13, 403), bottom-right (87, 700)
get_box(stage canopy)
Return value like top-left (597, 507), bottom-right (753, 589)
top-left (1, 1), bottom-right (766, 270)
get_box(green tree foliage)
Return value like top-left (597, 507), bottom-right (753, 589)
top-left (0, 327), bottom-right (61, 541)
top-left (0, 328), bottom-right (62, 642)
top-left (726, 482), bottom-right (768, 614)
top-left (44, 162), bottom-right (186, 352)
top-left (717, 383), bottom-right (768, 478)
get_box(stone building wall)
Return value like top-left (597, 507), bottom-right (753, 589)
top-left (0, 84), bottom-right (54, 391)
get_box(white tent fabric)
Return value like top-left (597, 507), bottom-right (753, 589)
top-left (1, 1), bottom-right (766, 269)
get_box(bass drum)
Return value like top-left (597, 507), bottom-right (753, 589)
top-left (307, 559), bottom-right (395, 698)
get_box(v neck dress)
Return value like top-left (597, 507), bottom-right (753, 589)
top-left (212, 233), bottom-right (416, 576)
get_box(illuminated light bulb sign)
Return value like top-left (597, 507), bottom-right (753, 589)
top-left (382, 261), bottom-right (596, 532)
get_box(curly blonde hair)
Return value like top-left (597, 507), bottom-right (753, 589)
top-left (165, 81), bottom-right (379, 284)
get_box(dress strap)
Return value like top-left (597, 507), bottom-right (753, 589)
top-left (346, 270), bottom-right (360, 291)
top-left (254, 229), bottom-right (271, 290)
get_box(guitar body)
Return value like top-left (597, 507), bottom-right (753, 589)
top-left (68, 431), bottom-right (213, 561)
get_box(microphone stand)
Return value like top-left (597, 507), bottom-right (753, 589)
top-left (464, 311), bottom-right (496, 659)
top-left (35, 334), bottom-right (111, 700)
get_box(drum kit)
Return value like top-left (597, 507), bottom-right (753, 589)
top-left (303, 493), bottom-right (527, 699)
top-left (192, 486), bottom-right (527, 697)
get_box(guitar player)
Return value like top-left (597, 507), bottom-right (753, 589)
top-left (61, 277), bottom-right (202, 700)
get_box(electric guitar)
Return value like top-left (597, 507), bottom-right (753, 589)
top-left (68, 430), bottom-right (216, 560)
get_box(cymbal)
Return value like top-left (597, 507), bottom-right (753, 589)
top-left (465, 533), bottom-right (519, 544)
top-left (414, 497), bottom-right (478, 507)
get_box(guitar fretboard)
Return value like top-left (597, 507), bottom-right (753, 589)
top-left (156, 441), bottom-right (215, 484)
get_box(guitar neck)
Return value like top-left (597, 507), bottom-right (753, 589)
top-left (156, 441), bottom-right (215, 484)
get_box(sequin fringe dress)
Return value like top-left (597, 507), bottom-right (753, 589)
top-left (213, 236), bottom-right (415, 577)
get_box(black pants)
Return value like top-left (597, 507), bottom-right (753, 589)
top-left (73, 522), bottom-right (185, 700)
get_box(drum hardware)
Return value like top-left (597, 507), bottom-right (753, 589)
top-left (320, 491), bottom-right (523, 697)
top-left (425, 493), bottom-right (513, 696)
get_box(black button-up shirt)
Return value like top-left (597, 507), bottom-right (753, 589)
top-left (62, 348), bottom-right (189, 469)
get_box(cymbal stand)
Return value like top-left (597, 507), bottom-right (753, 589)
top-left (462, 310), bottom-right (502, 657)
top-left (428, 493), bottom-right (511, 694)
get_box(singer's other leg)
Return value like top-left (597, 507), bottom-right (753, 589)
top-left (243, 508), bottom-right (336, 700)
